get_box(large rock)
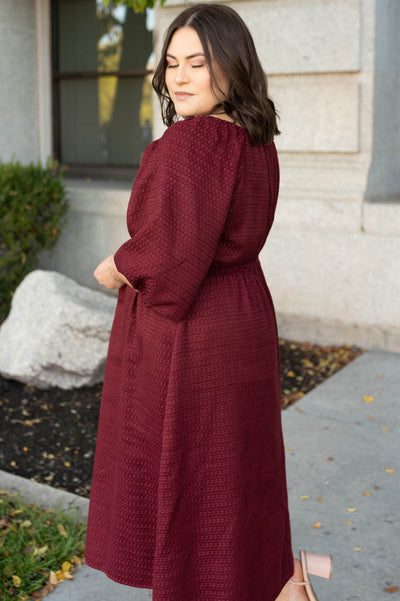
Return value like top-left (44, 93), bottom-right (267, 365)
top-left (0, 270), bottom-right (117, 389)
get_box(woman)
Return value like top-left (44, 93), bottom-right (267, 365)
top-left (85, 4), bottom-right (332, 601)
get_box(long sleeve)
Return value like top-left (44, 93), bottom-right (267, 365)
top-left (113, 116), bottom-right (243, 323)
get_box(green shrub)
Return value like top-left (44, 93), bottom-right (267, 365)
top-left (0, 158), bottom-right (68, 322)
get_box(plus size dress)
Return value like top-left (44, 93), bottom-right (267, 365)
top-left (85, 114), bottom-right (294, 601)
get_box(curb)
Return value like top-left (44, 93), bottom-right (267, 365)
top-left (0, 469), bottom-right (89, 521)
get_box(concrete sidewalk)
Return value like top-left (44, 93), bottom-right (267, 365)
top-left (283, 350), bottom-right (399, 601)
top-left (1, 349), bottom-right (399, 600)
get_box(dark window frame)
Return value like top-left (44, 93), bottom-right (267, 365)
top-left (50, 0), bottom-right (153, 181)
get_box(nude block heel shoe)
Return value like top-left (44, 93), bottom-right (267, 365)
top-left (290, 549), bottom-right (333, 601)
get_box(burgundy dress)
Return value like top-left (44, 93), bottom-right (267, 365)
top-left (85, 115), bottom-right (294, 601)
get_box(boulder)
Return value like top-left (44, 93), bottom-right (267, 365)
top-left (0, 270), bottom-right (117, 389)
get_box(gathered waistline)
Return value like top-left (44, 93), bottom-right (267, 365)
top-left (208, 258), bottom-right (261, 274)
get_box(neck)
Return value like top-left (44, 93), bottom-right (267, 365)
top-left (208, 111), bottom-right (243, 127)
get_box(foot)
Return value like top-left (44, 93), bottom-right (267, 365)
top-left (275, 558), bottom-right (309, 601)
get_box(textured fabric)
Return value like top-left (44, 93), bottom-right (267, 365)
top-left (85, 115), bottom-right (294, 601)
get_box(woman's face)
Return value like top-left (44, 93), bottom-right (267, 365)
top-left (165, 27), bottom-right (229, 117)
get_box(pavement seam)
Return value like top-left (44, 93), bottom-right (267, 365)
top-left (285, 409), bottom-right (397, 430)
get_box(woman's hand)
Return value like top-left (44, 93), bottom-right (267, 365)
top-left (93, 254), bottom-right (133, 289)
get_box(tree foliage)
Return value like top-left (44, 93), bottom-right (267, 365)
top-left (102, 0), bottom-right (167, 14)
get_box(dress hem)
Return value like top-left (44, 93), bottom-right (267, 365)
top-left (85, 556), bottom-right (294, 599)
top-left (84, 559), bottom-right (152, 590)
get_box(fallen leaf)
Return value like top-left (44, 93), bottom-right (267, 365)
top-left (23, 418), bottom-right (42, 426)
top-left (353, 547), bottom-right (364, 552)
top-left (312, 522), bottom-right (321, 529)
top-left (32, 545), bottom-right (48, 558)
top-left (363, 395), bottom-right (375, 403)
top-left (363, 491), bottom-right (371, 496)
top-left (55, 570), bottom-right (65, 581)
top-left (382, 427), bottom-right (390, 431)
top-left (384, 587), bottom-right (399, 593)
top-left (300, 495), bottom-right (309, 500)
top-left (49, 572), bottom-right (58, 586)
top-left (20, 520), bottom-right (32, 528)
top-left (12, 575), bottom-right (22, 587)
top-left (347, 508), bottom-right (357, 512)
top-left (57, 524), bottom-right (68, 536)
top-left (285, 446), bottom-right (292, 451)
top-left (62, 561), bottom-right (71, 573)
top-left (64, 462), bottom-right (71, 467)
top-left (385, 468), bottom-right (395, 473)
top-left (344, 521), bottom-right (352, 525)
top-left (287, 371), bottom-right (295, 377)
top-left (41, 583), bottom-right (54, 596)
top-left (317, 497), bottom-right (324, 502)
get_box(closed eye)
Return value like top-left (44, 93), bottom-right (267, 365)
top-left (166, 64), bottom-right (204, 69)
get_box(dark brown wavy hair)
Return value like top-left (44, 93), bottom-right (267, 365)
top-left (152, 3), bottom-right (280, 145)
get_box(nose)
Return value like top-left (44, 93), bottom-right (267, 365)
top-left (174, 64), bottom-right (190, 84)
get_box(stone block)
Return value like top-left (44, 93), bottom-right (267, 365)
top-left (273, 198), bottom-right (362, 233)
top-left (261, 227), bottom-right (400, 329)
top-left (362, 201), bottom-right (400, 236)
top-left (270, 74), bottom-right (360, 152)
top-left (0, 270), bottom-right (117, 389)
top-left (277, 154), bottom-right (369, 203)
top-left (241, 0), bottom-right (360, 75)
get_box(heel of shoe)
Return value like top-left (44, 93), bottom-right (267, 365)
top-left (302, 550), bottom-right (333, 579)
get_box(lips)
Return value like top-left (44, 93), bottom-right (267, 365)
top-left (174, 92), bottom-right (193, 100)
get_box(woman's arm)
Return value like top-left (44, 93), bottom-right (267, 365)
top-left (93, 254), bottom-right (133, 290)
top-left (112, 117), bottom-right (242, 322)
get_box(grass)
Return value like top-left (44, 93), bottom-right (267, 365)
top-left (0, 490), bottom-right (86, 600)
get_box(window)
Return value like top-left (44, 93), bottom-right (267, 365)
top-left (51, 0), bottom-right (154, 178)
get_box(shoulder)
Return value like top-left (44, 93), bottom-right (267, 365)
top-left (150, 117), bottom-right (246, 180)
top-left (159, 115), bottom-right (246, 151)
